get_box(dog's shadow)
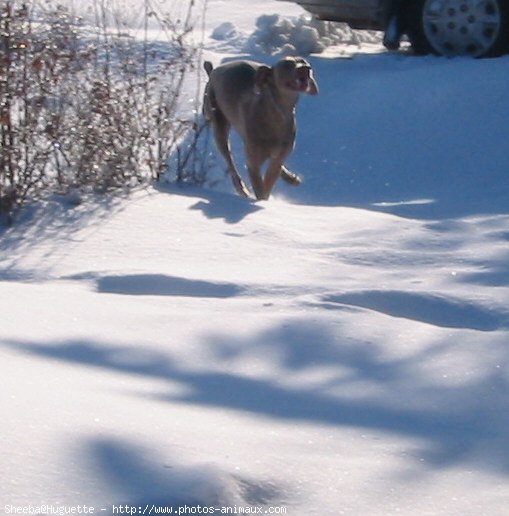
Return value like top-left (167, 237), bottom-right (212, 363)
top-left (156, 183), bottom-right (262, 224)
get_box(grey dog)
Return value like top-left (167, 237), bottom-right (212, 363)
top-left (203, 57), bottom-right (319, 200)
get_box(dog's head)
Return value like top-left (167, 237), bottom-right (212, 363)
top-left (255, 56), bottom-right (318, 96)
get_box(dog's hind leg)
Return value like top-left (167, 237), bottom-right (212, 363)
top-left (280, 165), bottom-right (302, 186)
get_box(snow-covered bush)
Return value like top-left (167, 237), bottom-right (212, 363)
top-left (245, 14), bottom-right (322, 55)
top-left (0, 0), bottom-right (197, 217)
top-left (211, 22), bottom-right (239, 41)
top-left (213, 14), bottom-right (382, 56)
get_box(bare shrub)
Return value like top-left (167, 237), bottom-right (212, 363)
top-left (0, 0), bottom-right (198, 218)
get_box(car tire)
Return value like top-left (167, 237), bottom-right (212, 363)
top-left (405, 0), bottom-right (509, 57)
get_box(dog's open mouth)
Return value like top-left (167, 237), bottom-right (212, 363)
top-left (287, 76), bottom-right (311, 92)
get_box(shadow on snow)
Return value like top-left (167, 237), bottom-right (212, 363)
top-left (4, 320), bottom-right (509, 476)
top-left (320, 290), bottom-right (509, 331)
top-left (78, 436), bottom-right (286, 510)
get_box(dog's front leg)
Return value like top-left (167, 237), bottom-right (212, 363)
top-left (230, 170), bottom-right (251, 198)
top-left (261, 157), bottom-right (285, 200)
top-left (210, 119), bottom-right (251, 198)
top-left (245, 146), bottom-right (266, 200)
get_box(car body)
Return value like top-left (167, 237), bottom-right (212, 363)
top-left (280, 0), bottom-right (509, 57)
top-left (286, 0), bottom-right (390, 30)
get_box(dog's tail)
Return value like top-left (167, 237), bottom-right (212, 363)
top-left (203, 61), bottom-right (213, 77)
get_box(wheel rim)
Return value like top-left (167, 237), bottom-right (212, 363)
top-left (422, 0), bottom-right (502, 56)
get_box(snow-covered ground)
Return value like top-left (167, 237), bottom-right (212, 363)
top-left (2, 1), bottom-right (509, 515)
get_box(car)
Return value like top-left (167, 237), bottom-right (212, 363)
top-left (280, 0), bottom-right (509, 57)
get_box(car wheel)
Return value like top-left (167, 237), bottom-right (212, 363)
top-left (405, 0), bottom-right (509, 57)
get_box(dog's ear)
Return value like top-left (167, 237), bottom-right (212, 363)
top-left (254, 65), bottom-right (272, 94)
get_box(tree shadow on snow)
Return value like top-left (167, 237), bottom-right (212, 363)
top-left (76, 436), bottom-right (286, 510)
top-left (65, 272), bottom-right (247, 298)
top-left (0, 193), bottom-right (127, 282)
top-left (4, 325), bottom-right (509, 476)
top-left (0, 193), bottom-right (125, 251)
top-left (320, 290), bottom-right (509, 331)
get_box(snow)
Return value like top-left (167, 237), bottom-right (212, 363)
top-left (206, 5), bottom-right (382, 56)
top-left (2, 1), bottom-right (509, 515)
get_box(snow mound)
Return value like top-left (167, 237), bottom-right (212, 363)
top-left (211, 22), bottom-right (239, 41)
top-left (210, 14), bottom-right (382, 55)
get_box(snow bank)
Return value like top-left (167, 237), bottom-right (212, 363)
top-left (211, 21), bottom-right (239, 41)
top-left (211, 14), bottom-right (382, 56)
